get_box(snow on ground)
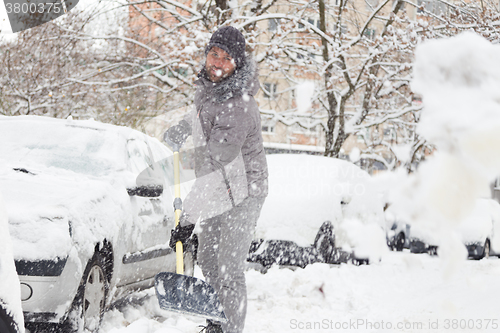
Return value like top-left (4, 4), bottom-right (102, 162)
top-left (99, 253), bottom-right (500, 333)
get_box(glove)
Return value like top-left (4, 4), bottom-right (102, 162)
top-left (163, 120), bottom-right (191, 149)
top-left (169, 223), bottom-right (195, 249)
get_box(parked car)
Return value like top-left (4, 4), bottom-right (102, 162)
top-left (247, 154), bottom-right (386, 269)
top-left (409, 198), bottom-right (500, 259)
top-left (0, 115), bottom-right (194, 332)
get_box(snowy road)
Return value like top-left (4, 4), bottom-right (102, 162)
top-left (99, 252), bottom-right (500, 333)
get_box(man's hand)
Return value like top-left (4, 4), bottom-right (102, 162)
top-left (163, 120), bottom-right (191, 150)
top-left (169, 223), bottom-right (195, 249)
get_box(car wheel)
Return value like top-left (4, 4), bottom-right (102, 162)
top-left (394, 232), bottom-right (405, 252)
top-left (427, 246), bottom-right (438, 256)
top-left (314, 221), bottom-right (335, 263)
top-left (65, 251), bottom-right (109, 333)
top-left (0, 301), bottom-right (20, 333)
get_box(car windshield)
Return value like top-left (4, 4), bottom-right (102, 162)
top-left (0, 119), bottom-right (126, 177)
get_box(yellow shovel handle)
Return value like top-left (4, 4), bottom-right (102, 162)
top-left (173, 150), bottom-right (184, 275)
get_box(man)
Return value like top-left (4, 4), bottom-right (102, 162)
top-left (164, 26), bottom-right (268, 333)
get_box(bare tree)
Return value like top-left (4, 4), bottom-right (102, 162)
top-left (3, 0), bottom-right (499, 171)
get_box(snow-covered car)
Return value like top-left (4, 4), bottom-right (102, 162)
top-left (409, 198), bottom-right (500, 259)
top-left (0, 116), bottom-right (193, 332)
top-left (247, 154), bottom-right (387, 269)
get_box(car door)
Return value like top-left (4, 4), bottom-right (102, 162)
top-left (118, 137), bottom-right (173, 286)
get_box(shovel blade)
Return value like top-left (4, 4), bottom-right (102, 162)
top-left (155, 272), bottom-right (227, 323)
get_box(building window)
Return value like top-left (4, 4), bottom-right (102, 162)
top-left (383, 127), bottom-right (396, 142)
top-left (263, 83), bottom-right (278, 100)
top-left (269, 18), bottom-right (279, 32)
top-left (363, 28), bottom-right (376, 40)
top-left (168, 67), bottom-right (189, 78)
top-left (392, 0), bottom-right (405, 9)
top-left (334, 24), bottom-right (348, 35)
top-left (366, 0), bottom-right (379, 10)
top-left (412, 95), bottom-right (422, 105)
top-left (417, 0), bottom-right (447, 14)
top-left (262, 125), bottom-right (275, 134)
top-left (299, 17), bottom-right (320, 30)
top-left (308, 18), bottom-right (321, 29)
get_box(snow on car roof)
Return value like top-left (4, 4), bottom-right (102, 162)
top-left (0, 116), bottom-right (135, 176)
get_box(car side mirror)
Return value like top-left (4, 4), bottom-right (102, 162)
top-left (128, 161), bottom-right (164, 197)
top-left (127, 185), bottom-right (163, 197)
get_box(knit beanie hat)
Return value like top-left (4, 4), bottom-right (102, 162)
top-left (205, 26), bottom-right (246, 69)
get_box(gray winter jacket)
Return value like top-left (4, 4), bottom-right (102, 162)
top-left (176, 55), bottom-right (268, 225)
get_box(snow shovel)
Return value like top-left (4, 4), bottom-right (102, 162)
top-left (154, 146), bottom-right (227, 323)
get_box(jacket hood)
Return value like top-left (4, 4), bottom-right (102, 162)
top-left (198, 54), bottom-right (259, 103)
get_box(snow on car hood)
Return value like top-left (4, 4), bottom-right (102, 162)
top-left (0, 165), bottom-right (131, 261)
top-left (458, 199), bottom-right (493, 244)
top-left (256, 154), bottom-right (385, 253)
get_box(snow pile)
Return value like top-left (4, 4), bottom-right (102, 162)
top-left (256, 154), bottom-right (386, 259)
top-left (386, 32), bottom-right (500, 273)
top-left (0, 192), bottom-right (25, 333)
top-left (245, 255), bottom-right (500, 333)
top-left (99, 253), bottom-right (500, 333)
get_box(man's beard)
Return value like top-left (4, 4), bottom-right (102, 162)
top-left (206, 65), bottom-right (233, 83)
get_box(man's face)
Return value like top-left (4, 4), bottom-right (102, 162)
top-left (206, 46), bottom-right (236, 83)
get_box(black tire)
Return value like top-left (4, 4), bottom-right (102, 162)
top-left (0, 301), bottom-right (20, 333)
top-left (314, 221), bottom-right (336, 263)
top-left (427, 246), bottom-right (438, 256)
top-left (65, 251), bottom-right (109, 333)
top-left (394, 232), bottom-right (405, 252)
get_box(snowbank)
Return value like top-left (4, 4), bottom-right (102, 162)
top-left (99, 253), bottom-right (500, 333)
